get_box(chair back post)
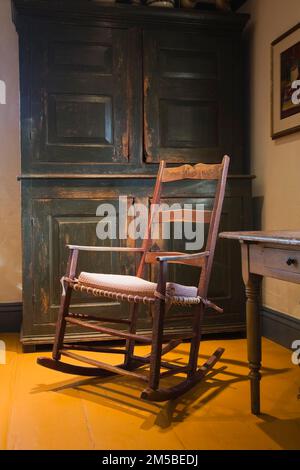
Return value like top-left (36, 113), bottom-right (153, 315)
top-left (198, 155), bottom-right (230, 297)
top-left (136, 160), bottom-right (166, 278)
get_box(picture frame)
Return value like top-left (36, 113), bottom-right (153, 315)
top-left (271, 23), bottom-right (300, 139)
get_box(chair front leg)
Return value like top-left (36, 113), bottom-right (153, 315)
top-left (187, 302), bottom-right (205, 376)
top-left (148, 298), bottom-right (166, 390)
top-left (52, 284), bottom-right (73, 360)
top-left (52, 249), bottom-right (78, 361)
top-left (124, 303), bottom-right (139, 368)
top-left (148, 260), bottom-right (167, 390)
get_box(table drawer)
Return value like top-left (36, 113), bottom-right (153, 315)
top-left (263, 247), bottom-right (300, 274)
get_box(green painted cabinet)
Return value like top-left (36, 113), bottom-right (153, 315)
top-left (13, 1), bottom-right (251, 347)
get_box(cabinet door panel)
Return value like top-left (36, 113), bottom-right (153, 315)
top-left (27, 24), bottom-right (130, 168)
top-left (143, 30), bottom-right (234, 165)
top-left (30, 198), bottom-right (135, 336)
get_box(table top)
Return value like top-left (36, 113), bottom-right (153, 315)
top-left (219, 231), bottom-right (300, 247)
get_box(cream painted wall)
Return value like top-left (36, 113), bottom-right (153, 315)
top-left (0, 0), bottom-right (22, 302)
top-left (241, 0), bottom-right (300, 319)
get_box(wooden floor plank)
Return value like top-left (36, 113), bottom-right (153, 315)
top-left (5, 342), bottom-right (94, 450)
top-left (0, 334), bottom-right (19, 450)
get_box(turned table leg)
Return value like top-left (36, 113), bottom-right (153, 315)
top-left (245, 273), bottom-right (262, 415)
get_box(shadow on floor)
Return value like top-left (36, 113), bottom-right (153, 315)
top-left (31, 351), bottom-right (290, 433)
top-left (256, 415), bottom-right (300, 450)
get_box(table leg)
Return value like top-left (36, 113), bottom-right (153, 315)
top-left (245, 273), bottom-right (262, 415)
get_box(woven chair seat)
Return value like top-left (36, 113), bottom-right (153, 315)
top-left (76, 272), bottom-right (199, 304)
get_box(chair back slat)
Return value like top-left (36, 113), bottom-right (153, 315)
top-left (162, 163), bottom-right (222, 183)
top-left (156, 209), bottom-right (212, 225)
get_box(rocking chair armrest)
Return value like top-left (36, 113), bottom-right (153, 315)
top-left (67, 245), bottom-right (145, 253)
top-left (156, 251), bottom-right (210, 263)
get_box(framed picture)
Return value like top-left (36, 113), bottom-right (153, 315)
top-left (271, 23), bottom-right (300, 139)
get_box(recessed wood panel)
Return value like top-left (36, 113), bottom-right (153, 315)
top-left (50, 42), bottom-right (113, 74)
top-left (160, 99), bottom-right (218, 148)
top-left (47, 94), bottom-right (113, 145)
top-left (160, 49), bottom-right (217, 79)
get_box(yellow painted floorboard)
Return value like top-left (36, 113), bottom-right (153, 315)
top-left (0, 334), bottom-right (19, 450)
top-left (0, 335), bottom-right (299, 450)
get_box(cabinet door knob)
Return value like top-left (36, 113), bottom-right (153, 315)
top-left (286, 258), bottom-right (297, 266)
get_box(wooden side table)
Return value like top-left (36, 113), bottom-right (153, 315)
top-left (219, 231), bottom-right (300, 415)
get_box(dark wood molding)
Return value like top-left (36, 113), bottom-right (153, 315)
top-left (262, 307), bottom-right (300, 349)
top-left (271, 22), bottom-right (300, 47)
top-left (17, 173), bottom-right (255, 180)
top-left (0, 302), bottom-right (22, 333)
top-left (12, 1), bottom-right (250, 32)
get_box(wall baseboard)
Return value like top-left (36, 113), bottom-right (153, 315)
top-left (262, 307), bottom-right (300, 349)
top-left (0, 302), bottom-right (22, 333)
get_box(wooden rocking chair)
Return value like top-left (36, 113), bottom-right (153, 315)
top-left (37, 156), bottom-right (230, 402)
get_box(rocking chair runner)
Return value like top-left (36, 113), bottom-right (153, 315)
top-left (37, 156), bottom-right (230, 402)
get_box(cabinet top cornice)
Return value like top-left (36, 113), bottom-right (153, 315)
top-left (12, 1), bottom-right (249, 31)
